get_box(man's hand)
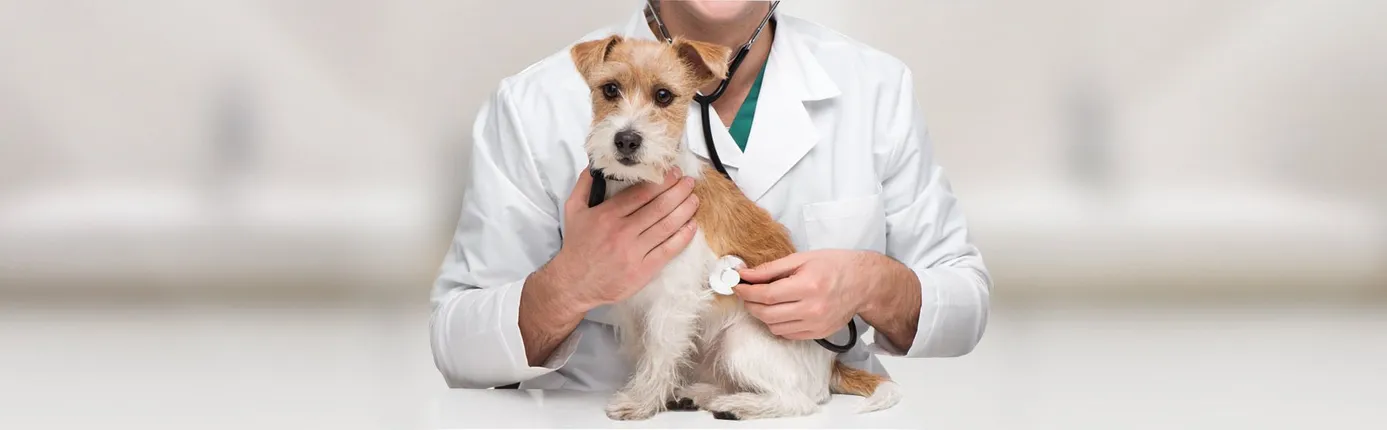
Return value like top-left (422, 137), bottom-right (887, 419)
top-left (541, 166), bottom-right (700, 309)
top-left (733, 250), bottom-right (872, 340)
top-left (735, 250), bottom-right (921, 349)
top-left (518, 167), bottom-right (699, 366)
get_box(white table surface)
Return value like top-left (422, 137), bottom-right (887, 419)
top-left (429, 389), bottom-right (921, 429)
top-left (4, 303), bottom-right (1385, 430)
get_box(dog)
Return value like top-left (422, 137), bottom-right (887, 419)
top-left (569, 34), bottom-right (901, 421)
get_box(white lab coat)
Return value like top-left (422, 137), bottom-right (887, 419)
top-left (430, 8), bottom-right (991, 391)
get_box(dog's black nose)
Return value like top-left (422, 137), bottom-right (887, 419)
top-left (614, 130), bottom-right (642, 156)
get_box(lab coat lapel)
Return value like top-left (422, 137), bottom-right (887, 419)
top-left (684, 105), bottom-right (743, 171)
top-left (738, 18), bottom-right (839, 202)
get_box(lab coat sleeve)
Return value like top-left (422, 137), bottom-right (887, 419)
top-left (429, 84), bottom-right (580, 388)
top-left (870, 67), bottom-right (992, 358)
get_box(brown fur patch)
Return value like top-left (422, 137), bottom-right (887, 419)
top-left (692, 165), bottom-right (796, 267)
top-left (692, 166), bottom-right (798, 310)
top-left (830, 361), bottom-right (886, 398)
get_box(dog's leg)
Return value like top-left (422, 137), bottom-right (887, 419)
top-left (604, 232), bottom-right (718, 420)
top-left (672, 306), bottom-right (739, 412)
top-left (604, 297), bottom-right (702, 420)
top-left (605, 240), bottom-right (715, 421)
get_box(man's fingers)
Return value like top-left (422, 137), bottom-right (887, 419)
top-left (737, 253), bottom-right (809, 284)
top-left (631, 175), bottom-right (696, 230)
top-left (645, 220), bottom-right (697, 263)
top-left (637, 192), bottom-right (698, 251)
top-left (605, 168), bottom-right (683, 216)
top-left (765, 321), bottom-right (816, 340)
top-left (767, 321), bottom-right (831, 341)
top-left (744, 301), bottom-right (804, 325)
top-left (733, 278), bottom-right (806, 305)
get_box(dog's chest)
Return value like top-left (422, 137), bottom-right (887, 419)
top-left (618, 229), bottom-right (721, 322)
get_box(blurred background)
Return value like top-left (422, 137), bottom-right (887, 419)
top-left (1, 0), bottom-right (1384, 429)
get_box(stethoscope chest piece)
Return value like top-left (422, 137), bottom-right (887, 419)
top-left (709, 256), bottom-right (746, 296)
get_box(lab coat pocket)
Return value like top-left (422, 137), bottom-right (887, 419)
top-left (801, 193), bottom-right (887, 252)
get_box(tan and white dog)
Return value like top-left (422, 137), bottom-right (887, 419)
top-left (570, 34), bottom-right (901, 421)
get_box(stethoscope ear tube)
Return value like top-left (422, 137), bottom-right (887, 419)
top-left (694, 45), bottom-right (752, 106)
top-left (697, 101), bottom-right (730, 178)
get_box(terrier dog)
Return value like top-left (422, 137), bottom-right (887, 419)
top-left (570, 34), bottom-right (901, 421)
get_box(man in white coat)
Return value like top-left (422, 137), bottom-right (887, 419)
top-left (430, 0), bottom-right (991, 390)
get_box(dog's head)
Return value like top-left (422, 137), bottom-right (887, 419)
top-left (570, 34), bottom-right (731, 182)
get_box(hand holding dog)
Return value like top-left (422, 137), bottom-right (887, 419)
top-left (735, 250), bottom-right (889, 341)
top-left (537, 167), bottom-right (700, 312)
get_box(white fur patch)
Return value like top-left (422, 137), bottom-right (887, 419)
top-left (585, 99), bottom-right (680, 183)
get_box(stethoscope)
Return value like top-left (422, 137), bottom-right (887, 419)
top-left (589, 0), bottom-right (857, 355)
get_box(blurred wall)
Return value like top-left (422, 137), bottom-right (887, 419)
top-left (0, 0), bottom-right (1383, 298)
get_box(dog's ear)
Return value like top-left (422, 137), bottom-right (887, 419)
top-left (570, 34), bottom-right (623, 81)
top-left (674, 38), bottom-right (732, 87)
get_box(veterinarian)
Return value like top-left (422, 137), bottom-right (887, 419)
top-left (431, 0), bottom-right (991, 390)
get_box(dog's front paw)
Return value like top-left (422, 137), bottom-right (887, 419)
top-left (605, 392), bottom-right (658, 421)
top-left (665, 397), bottom-right (698, 411)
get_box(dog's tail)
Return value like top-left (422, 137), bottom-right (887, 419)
top-left (829, 361), bottom-right (902, 413)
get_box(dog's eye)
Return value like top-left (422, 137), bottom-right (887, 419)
top-left (601, 83), bottom-right (621, 100)
top-left (654, 89), bottom-right (674, 106)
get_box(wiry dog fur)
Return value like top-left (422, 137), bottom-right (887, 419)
top-left (570, 34), bottom-right (901, 421)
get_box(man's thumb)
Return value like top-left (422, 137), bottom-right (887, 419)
top-left (567, 164), bottom-right (593, 209)
top-left (738, 254), bottom-right (805, 284)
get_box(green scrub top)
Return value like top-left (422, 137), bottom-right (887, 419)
top-left (726, 61), bottom-right (768, 152)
